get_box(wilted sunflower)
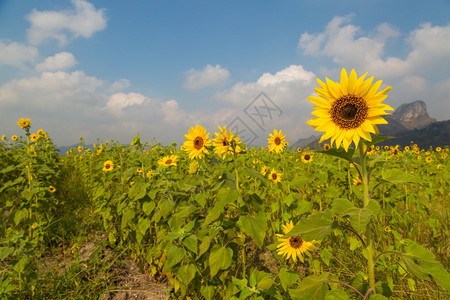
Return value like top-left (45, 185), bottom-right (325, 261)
top-left (301, 152), bottom-right (313, 163)
top-left (212, 126), bottom-right (241, 159)
top-left (158, 155), bottom-right (179, 167)
top-left (269, 168), bottom-right (282, 183)
top-left (306, 68), bottom-right (393, 151)
top-left (267, 129), bottom-right (288, 153)
top-left (17, 118), bottom-right (31, 129)
top-left (183, 125), bottom-right (212, 159)
top-left (276, 221), bottom-right (316, 263)
top-left (103, 160), bottom-right (114, 172)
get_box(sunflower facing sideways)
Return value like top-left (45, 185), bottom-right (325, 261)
top-left (183, 125), bottom-right (212, 160)
top-left (276, 221), bottom-right (317, 263)
top-left (212, 126), bottom-right (242, 159)
top-left (267, 129), bottom-right (288, 153)
top-left (306, 68), bottom-right (394, 151)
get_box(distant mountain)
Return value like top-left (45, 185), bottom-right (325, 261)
top-left (290, 135), bottom-right (319, 150)
top-left (292, 100), bottom-right (448, 149)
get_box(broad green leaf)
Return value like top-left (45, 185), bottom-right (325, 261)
top-left (158, 198), bottom-right (175, 218)
top-left (121, 208), bottom-right (135, 230)
top-left (200, 286), bottom-right (215, 300)
top-left (279, 267), bottom-right (300, 290)
top-left (209, 245), bottom-right (233, 278)
top-left (198, 236), bottom-right (211, 258)
top-left (332, 198), bottom-right (354, 216)
top-left (182, 234), bottom-right (198, 254)
top-left (204, 188), bottom-right (239, 225)
top-left (289, 176), bottom-right (309, 188)
top-left (289, 273), bottom-right (329, 300)
top-left (363, 136), bottom-right (394, 148)
top-left (325, 290), bottom-right (350, 300)
top-left (381, 169), bottom-right (421, 184)
top-left (14, 208), bottom-right (28, 225)
top-left (0, 247), bottom-right (14, 261)
top-left (286, 213), bottom-right (335, 241)
top-left (283, 194), bottom-right (296, 207)
top-left (238, 212), bottom-right (267, 248)
top-left (176, 264), bottom-right (196, 286)
top-left (368, 295), bottom-right (388, 300)
top-left (347, 200), bottom-right (380, 234)
top-left (128, 182), bottom-right (150, 201)
top-left (142, 201), bottom-right (156, 215)
top-left (163, 246), bottom-right (185, 271)
top-left (137, 217), bottom-right (151, 235)
top-left (376, 281), bottom-right (392, 298)
top-left (296, 200), bottom-right (313, 215)
top-left (317, 147), bottom-right (355, 163)
top-left (244, 167), bottom-right (269, 186)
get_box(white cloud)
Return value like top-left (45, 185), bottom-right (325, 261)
top-left (298, 16), bottom-right (450, 79)
top-left (35, 52), bottom-right (78, 71)
top-left (183, 64), bottom-right (230, 90)
top-left (0, 41), bottom-right (38, 68)
top-left (26, 0), bottom-right (107, 46)
top-left (108, 79), bottom-right (131, 93)
top-left (106, 92), bottom-right (148, 114)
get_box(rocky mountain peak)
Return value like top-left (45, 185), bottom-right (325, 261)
top-left (392, 100), bottom-right (436, 129)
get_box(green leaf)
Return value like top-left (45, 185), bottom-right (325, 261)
top-left (163, 246), bottom-right (185, 271)
top-left (244, 167), bottom-right (269, 186)
top-left (0, 247), bottom-right (14, 261)
top-left (209, 245), bottom-right (233, 278)
top-left (204, 188), bottom-right (239, 225)
top-left (289, 273), bottom-right (329, 300)
top-left (363, 136), bottom-right (394, 148)
top-left (289, 176), bottom-right (309, 188)
top-left (332, 198), bottom-right (354, 216)
top-left (142, 201), bottom-right (156, 216)
top-left (317, 147), bottom-right (355, 163)
top-left (279, 267), bottom-right (300, 290)
top-left (128, 182), bottom-right (150, 201)
top-left (325, 290), bottom-right (350, 300)
top-left (176, 264), bottom-right (196, 286)
top-left (381, 169), bottom-right (421, 184)
top-left (238, 212), bottom-right (267, 248)
top-left (200, 286), bottom-right (215, 300)
top-left (368, 295), bottom-right (388, 300)
top-left (137, 217), bottom-right (151, 235)
top-left (283, 194), bottom-right (296, 207)
top-left (286, 213), bottom-right (335, 241)
top-left (121, 208), bottom-right (135, 230)
top-left (198, 236), bottom-right (211, 258)
top-left (182, 234), bottom-right (198, 254)
top-left (296, 200), bottom-right (313, 215)
top-left (14, 208), bottom-right (28, 225)
top-left (347, 200), bottom-right (380, 234)
top-left (158, 197), bottom-right (175, 218)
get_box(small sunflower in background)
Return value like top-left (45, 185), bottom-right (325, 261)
top-left (268, 168), bottom-right (282, 183)
top-left (49, 186), bottom-right (56, 193)
top-left (183, 125), bottom-right (212, 159)
top-left (301, 152), bottom-right (313, 163)
top-left (296, 147), bottom-right (302, 153)
top-left (306, 68), bottom-right (393, 151)
top-left (11, 135), bottom-right (18, 141)
top-left (267, 129), bottom-right (288, 153)
top-left (147, 170), bottom-right (155, 178)
top-left (426, 156), bottom-right (432, 163)
top-left (435, 146), bottom-right (442, 152)
top-left (103, 160), bottom-right (114, 172)
top-left (276, 221), bottom-right (317, 263)
top-left (323, 144), bottom-right (331, 151)
top-left (17, 118), bottom-right (31, 129)
top-left (158, 155), bottom-right (179, 167)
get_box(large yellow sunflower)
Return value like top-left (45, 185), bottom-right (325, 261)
top-left (306, 68), bottom-right (394, 151)
top-left (212, 125), bottom-right (242, 159)
top-left (276, 221), bottom-right (316, 263)
top-left (267, 129), bottom-right (288, 153)
top-left (103, 160), bottom-right (114, 172)
top-left (182, 125), bottom-right (212, 159)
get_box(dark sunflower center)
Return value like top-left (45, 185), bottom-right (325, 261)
top-left (194, 137), bottom-right (204, 150)
top-left (289, 236), bottom-right (303, 249)
top-left (105, 164), bottom-right (111, 169)
top-left (222, 139), bottom-right (229, 147)
top-left (330, 95), bottom-right (368, 129)
top-left (166, 159), bottom-right (172, 165)
top-left (274, 137), bottom-right (281, 145)
top-left (304, 154), bottom-right (311, 160)
top-left (271, 173), bottom-right (277, 180)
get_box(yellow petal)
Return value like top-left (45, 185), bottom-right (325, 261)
top-left (347, 69), bottom-right (358, 94)
top-left (340, 68), bottom-right (348, 95)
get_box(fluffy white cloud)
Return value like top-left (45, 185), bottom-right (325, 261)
top-left (106, 92), bottom-right (148, 114)
top-left (183, 64), bottom-right (230, 90)
top-left (35, 52), bottom-right (78, 71)
top-left (26, 0), bottom-right (107, 46)
top-left (107, 79), bottom-right (131, 93)
top-left (0, 41), bottom-right (38, 68)
top-left (298, 15), bottom-right (450, 78)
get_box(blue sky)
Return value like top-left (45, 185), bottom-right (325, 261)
top-left (1, 0), bottom-right (449, 146)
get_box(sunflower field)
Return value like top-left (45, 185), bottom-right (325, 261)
top-left (1, 70), bottom-right (449, 299)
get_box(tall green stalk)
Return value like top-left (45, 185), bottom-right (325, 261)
top-left (359, 143), bottom-right (376, 292)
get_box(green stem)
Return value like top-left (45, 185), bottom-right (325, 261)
top-left (359, 143), bottom-right (376, 292)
